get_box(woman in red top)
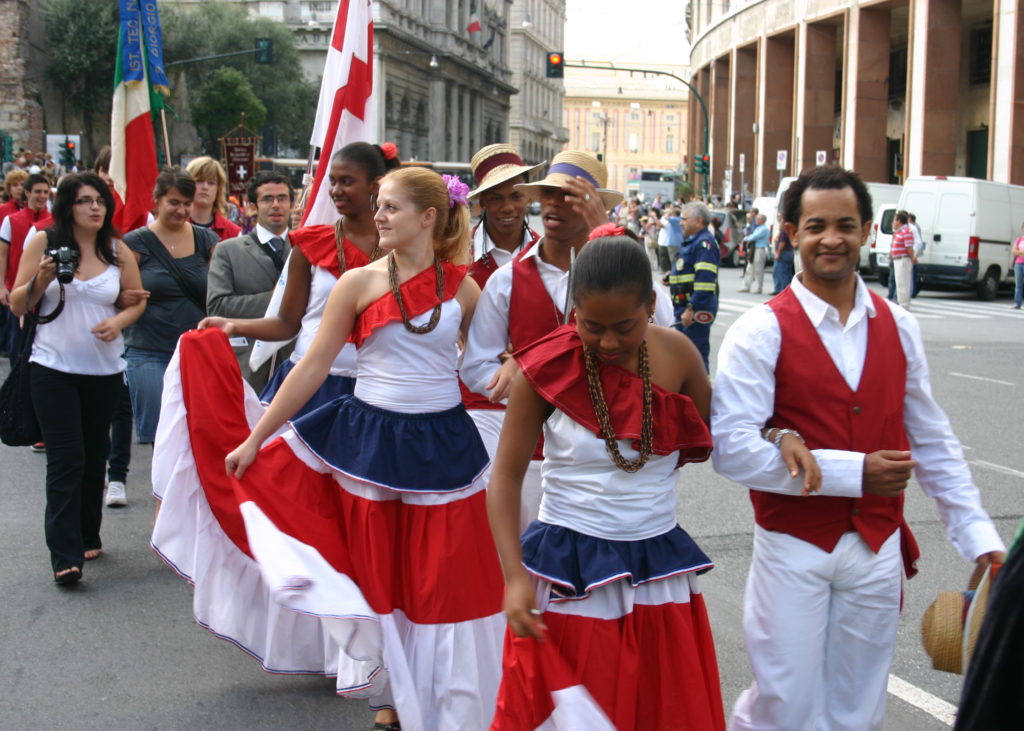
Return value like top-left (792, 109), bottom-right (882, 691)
top-left (185, 156), bottom-right (241, 241)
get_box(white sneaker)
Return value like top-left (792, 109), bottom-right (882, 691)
top-left (105, 481), bottom-right (127, 507)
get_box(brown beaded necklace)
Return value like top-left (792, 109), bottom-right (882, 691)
top-left (388, 251), bottom-right (444, 334)
top-left (583, 341), bottom-right (654, 473)
top-left (335, 219), bottom-right (382, 273)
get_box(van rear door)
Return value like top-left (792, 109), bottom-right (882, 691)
top-left (903, 181), bottom-right (972, 283)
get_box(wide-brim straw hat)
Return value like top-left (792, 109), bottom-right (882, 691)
top-left (516, 150), bottom-right (624, 210)
top-left (921, 591), bottom-right (966, 674)
top-left (467, 143), bottom-right (545, 199)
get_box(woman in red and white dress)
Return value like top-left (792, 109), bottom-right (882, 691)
top-left (151, 142), bottom-right (401, 683)
top-left (487, 231), bottom-right (726, 729)
top-left (200, 166), bottom-right (504, 730)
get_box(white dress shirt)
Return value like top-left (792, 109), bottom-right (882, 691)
top-left (471, 223), bottom-right (532, 269)
top-left (461, 238), bottom-right (674, 398)
top-left (910, 223), bottom-right (924, 258)
top-left (711, 274), bottom-right (1004, 562)
top-left (253, 223), bottom-right (290, 248)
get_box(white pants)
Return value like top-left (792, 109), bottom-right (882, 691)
top-left (744, 248), bottom-right (767, 292)
top-left (468, 409), bottom-right (542, 532)
top-left (731, 527), bottom-right (902, 731)
top-left (892, 256), bottom-right (913, 309)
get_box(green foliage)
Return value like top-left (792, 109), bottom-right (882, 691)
top-left (43, 0), bottom-right (119, 158)
top-left (192, 67), bottom-right (267, 142)
top-left (161, 3), bottom-right (318, 153)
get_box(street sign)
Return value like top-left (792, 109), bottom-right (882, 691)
top-left (739, 153), bottom-right (745, 173)
top-left (815, 150), bottom-right (828, 166)
top-left (776, 150), bottom-right (787, 171)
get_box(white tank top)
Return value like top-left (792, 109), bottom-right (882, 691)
top-left (30, 263), bottom-right (125, 375)
top-left (353, 298), bottom-right (462, 413)
top-left (289, 266), bottom-right (357, 377)
top-left (539, 410), bottom-right (679, 541)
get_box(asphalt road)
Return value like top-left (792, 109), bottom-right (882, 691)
top-left (0, 266), bottom-right (1020, 730)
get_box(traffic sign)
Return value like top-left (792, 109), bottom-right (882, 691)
top-left (815, 150), bottom-right (828, 166)
top-left (776, 150), bottom-right (787, 171)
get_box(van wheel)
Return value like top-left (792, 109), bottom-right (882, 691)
top-left (977, 268), bottom-right (999, 301)
top-left (727, 248), bottom-right (739, 268)
top-left (877, 269), bottom-right (889, 287)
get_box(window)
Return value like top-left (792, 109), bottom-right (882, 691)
top-left (309, 1), bottom-right (334, 11)
top-left (969, 25), bottom-right (992, 85)
top-left (591, 132), bottom-right (601, 151)
top-left (628, 133), bottom-right (639, 152)
top-left (631, 113), bottom-right (640, 121)
top-left (888, 48), bottom-right (907, 100)
top-left (666, 136), bottom-right (675, 154)
top-left (666, 114), bottom-right (675, 122)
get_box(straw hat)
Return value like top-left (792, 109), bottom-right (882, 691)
top-left (516, 150), bottom-right (624, 209)
top-left (467, 143), bottom-right (545, 199)
top-left (921, 564), bottom-right (998, 674)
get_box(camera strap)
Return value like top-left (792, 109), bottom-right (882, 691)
top-left (35, 229), bottom-right (66, 324)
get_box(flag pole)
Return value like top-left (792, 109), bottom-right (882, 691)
top-left (159, 108), bottom-right (172, 168)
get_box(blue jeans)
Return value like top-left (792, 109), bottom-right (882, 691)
top-left (107, 376), bottom-right (133, 482)
top-left (1015, 262), bottom-right (1024, 308)
top-left (125, 347), bottom-right (172, 443)
top-left (773, 249), bottom-right (795, 293)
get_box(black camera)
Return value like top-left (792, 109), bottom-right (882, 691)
top-left (45, 246), bottom-right (80, 285)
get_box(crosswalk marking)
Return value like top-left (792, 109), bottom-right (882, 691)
top-left (712, 296), bottom-right (1022, 322)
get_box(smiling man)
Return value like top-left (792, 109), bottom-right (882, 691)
top-left (206, 171), bottom-right (294, 391)
top-left (710, 166), bottom-right (1005, 730)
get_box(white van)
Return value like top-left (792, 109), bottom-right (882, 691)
top-left (892, 176), bottom-right (1024, 300)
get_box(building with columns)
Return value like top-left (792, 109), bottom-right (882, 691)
top-left (687, 0), bottom-right (1023, 196)
top-left (508, 0), bottom-right (570, 165)
top-left (563, 67), bottom-right (690, 195)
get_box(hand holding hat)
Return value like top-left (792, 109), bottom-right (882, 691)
top-left (560, 175), bottom-right (612, 229)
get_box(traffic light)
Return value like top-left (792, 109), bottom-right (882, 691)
top-left (60, 138), bottom-right (76, 167)
top-left (695, 154), bottom-right (710, 176)
top-left (546, 51), bottom-right (564, 78)
top-left (255, 37), bottom-right (274, 64)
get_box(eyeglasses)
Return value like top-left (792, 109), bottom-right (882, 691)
top-left (74, 197), bottom-right (107, 208)
top-left (258, 194), bottom-right (292, 205)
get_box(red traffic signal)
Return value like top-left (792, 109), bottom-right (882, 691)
top-left (546, 51), bottom-right (565, 78)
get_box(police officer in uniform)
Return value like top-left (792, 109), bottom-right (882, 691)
top-left (668, 201), bottom-right (719, 372)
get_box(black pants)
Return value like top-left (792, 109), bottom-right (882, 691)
top-left (107, 378), bottom-right (133, 483)
top-left (30, 364), bottom-right (123, 572)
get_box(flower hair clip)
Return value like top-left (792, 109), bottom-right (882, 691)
top-left (442, 174), bottom-right (470, 208)
top-left (588, 223), bottom-right (627, 241)
top-left (380, 142), bottom-right (399, 160)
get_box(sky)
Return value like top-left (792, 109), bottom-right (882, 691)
top-left (564, 0), bottom-right (691, 68)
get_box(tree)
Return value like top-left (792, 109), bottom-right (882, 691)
top-left (192, 67), bottom-right (267, 146)
top-left (43, 0), bottom-right (119, 162)
top-left (161, 4), bottom-right (318, 155)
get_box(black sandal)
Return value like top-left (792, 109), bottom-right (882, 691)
top-left (54, 567), bottom-right (82, 585)
top-left (372, 724), bottom-right (400, 731)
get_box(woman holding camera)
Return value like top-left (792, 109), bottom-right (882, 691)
top-left (122, 169), bottom-right (218, 444)
top-left (9, 172), bottom-right (146, 585)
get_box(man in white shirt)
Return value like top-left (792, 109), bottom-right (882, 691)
top-left (908, 212), bottom-right (924, 298)
top-left (206, 171), bottom-right (294, 391)
top-left (710, 166), bottom-right (1005, 731)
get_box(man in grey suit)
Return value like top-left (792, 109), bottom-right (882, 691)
top-left (207, 171), bottom-right (294, 391)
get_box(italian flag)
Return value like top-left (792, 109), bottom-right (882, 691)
top-left (467, 3), bottom-right (482, 36)
top-left (110, 28), bottom-right (161, 233)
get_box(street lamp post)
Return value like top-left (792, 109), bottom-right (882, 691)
top-left (565, 60), bottom-right (711, 199)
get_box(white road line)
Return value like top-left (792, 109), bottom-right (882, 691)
top-left (887, 674), bottom-right (956, 726)
top-left (949, 372), bottom-right (1016, 387)
top-left (911, 311), bottom-right (942, 319)
top-left (912, 301), bottom-right (1019, 319)
top-left (969, 459), bottom-right (1024, 480)
top-left (909, 305), bottom-right (988, 319)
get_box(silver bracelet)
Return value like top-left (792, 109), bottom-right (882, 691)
top-left (772, 428), bottom-right (804, 447)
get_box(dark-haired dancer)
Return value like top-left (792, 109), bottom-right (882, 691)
top-left (9, 172), bottom-right (145, 583)
top-left (487, 235), bottom-right (760, 729)
top-left (151, 143), bottom-right (400, 687)
top-left (712, 166), bottom-right (1005, 730)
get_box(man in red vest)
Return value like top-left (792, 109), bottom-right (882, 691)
top-left (710, 166), bottom-right (1006, 730)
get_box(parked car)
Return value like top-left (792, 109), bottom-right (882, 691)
top-left (710, 208), bottom-right (747, 267)
top-left (888, 176), bottom-right (1024, 300)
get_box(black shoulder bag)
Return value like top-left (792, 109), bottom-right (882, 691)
top-left (0, 232), bottom-right (67, 446)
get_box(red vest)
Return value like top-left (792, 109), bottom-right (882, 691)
top-left (460, 230), bottom-right (540, 411)
top-left (4, 207), bottom-right (53, 290)
top-left (508, 245), bottom-right (574, 351)
top-left (755, 287), bottom-right (918, 569)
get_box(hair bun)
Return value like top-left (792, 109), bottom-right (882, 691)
top-left (380, 142), bottom-right (399, 160)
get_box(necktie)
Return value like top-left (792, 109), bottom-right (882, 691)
top-left (269, 236), bottom-right (284, 253)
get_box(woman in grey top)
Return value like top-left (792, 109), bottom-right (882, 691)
top-left (122, 169), bottom-right (218, 443)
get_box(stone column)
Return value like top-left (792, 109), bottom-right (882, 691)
top-left (759, 32), bottom-right (796, 194)
top-left (429, 76), bottom-right (446, 162)
top-left (711, 55), bottom-right (731, 196)
top-left (906, 0), bottom-right (962, 176)
top-left (733, 44), bottom-right (758, 200)
top-left (991, 0), bottom-right (1024, 183)
top-left (843, 6), bottom-right (890, 182)
top-left (798, 21), bottom-right (837, 174)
